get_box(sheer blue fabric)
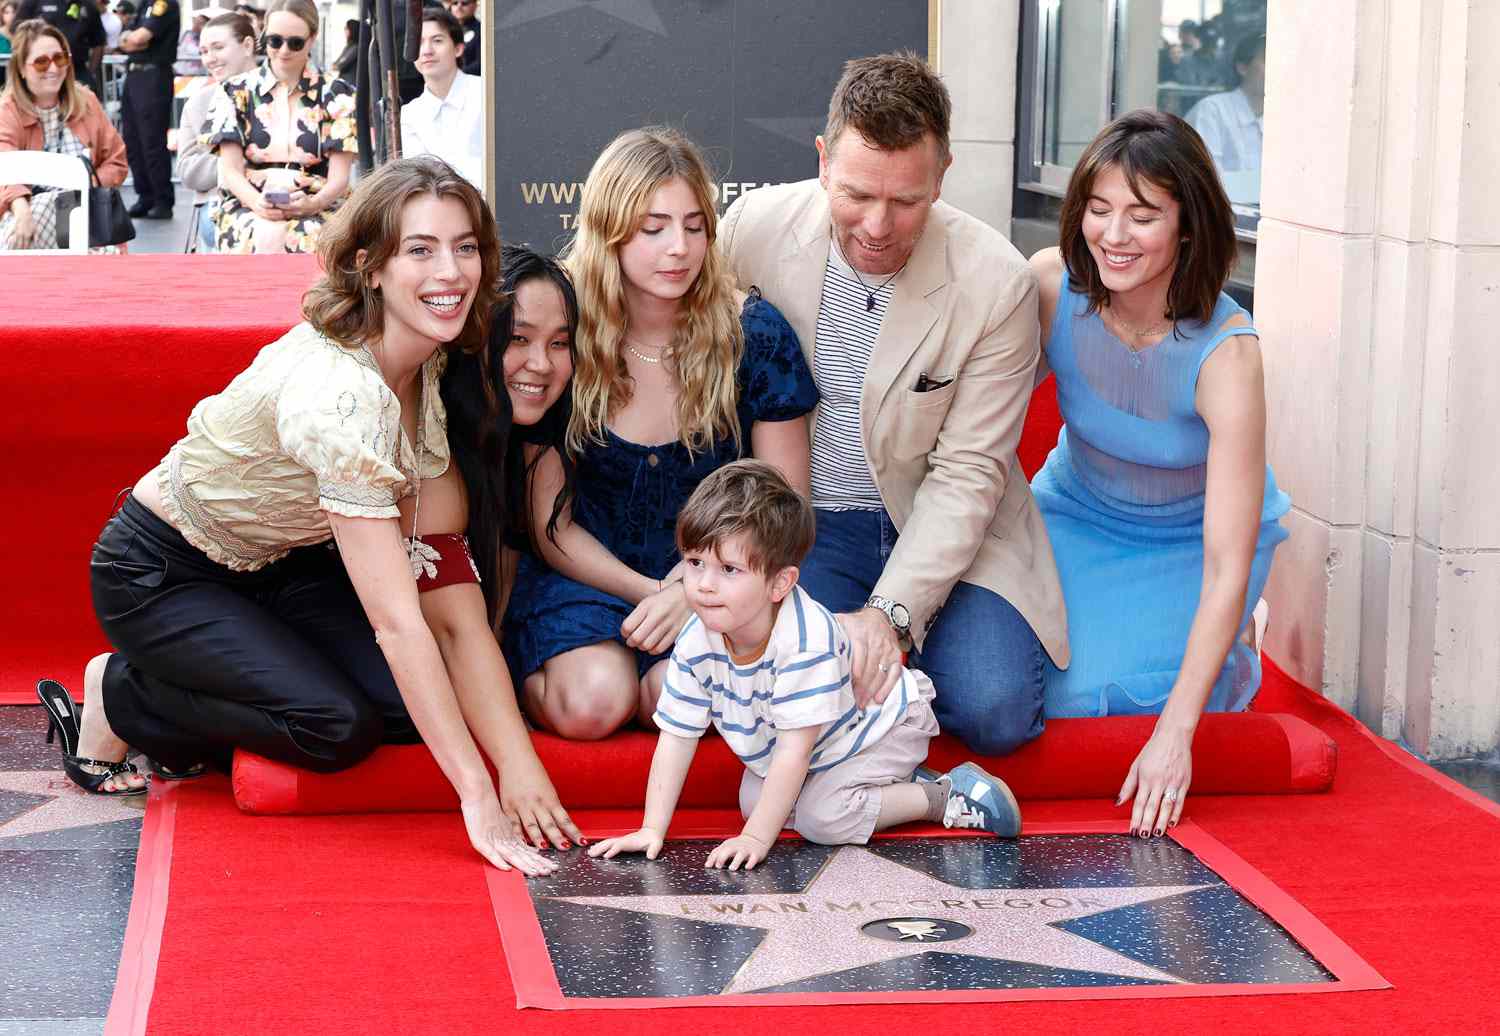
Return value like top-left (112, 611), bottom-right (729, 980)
top-left (1032, 277), bottom-right (1290, 718)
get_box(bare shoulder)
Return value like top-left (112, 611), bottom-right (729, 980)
top-left (1028, 245), bottom-right (1066, 287)
top-left (1196, 311), bottom-right (1265, 420)
top-left (1028, 247), bottom-right (1066, 337)
top-left (1202, 310), bottom-right (1264, 377)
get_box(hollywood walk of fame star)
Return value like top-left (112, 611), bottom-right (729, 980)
top-left (499, 0), bottom-right (667, 36)
top-left (0, 770), bottom-right (144, 841)
top-left (547, 845), bottom-right (1211, 993)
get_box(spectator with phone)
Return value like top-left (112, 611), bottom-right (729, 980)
top-left (210, 0), bottom-right (356, 253)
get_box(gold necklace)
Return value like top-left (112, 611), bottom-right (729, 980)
top-left (1108, 306), bottom-right (1172, 338)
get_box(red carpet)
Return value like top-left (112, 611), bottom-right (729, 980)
top-left (1, 256), bottom-right (320, 704)
top-left (108, 661), bottom-right (1500, 1035)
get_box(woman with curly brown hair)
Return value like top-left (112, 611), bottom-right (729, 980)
top-left (36, 157), bottom-right (564, 875)
top-left (503, 126), bottom-right (819, 741)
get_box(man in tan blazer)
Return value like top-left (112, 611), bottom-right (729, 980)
top-left (719, 53), bottom-right (1068, 756)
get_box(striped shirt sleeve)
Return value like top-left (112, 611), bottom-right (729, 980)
top-left (769, 650), bottom-right (851, 730)
top-left (652, 634), bottom-right (714, 738)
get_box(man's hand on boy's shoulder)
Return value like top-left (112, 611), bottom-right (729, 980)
top-left (588, 827), bottom-right (666, 860)
top-left (706, 833), bottom-right (772, 871)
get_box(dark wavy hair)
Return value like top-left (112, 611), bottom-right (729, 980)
top-left (1057, 109), bottom-right (1236, 327)
top-left (441, 245), bottom-right (579, 625)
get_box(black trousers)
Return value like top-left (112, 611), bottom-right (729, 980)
top-left (91, 496), bottom-right (418, 774)
top-left (120, 65), bottom-right (173, 209)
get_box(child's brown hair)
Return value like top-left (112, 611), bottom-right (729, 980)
top-left (675, 460), bottom-right (815, 575)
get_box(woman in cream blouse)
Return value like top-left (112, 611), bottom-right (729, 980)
top-left (35, 157), bottom-right (575, 874)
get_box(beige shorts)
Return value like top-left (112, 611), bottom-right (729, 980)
top-left (739, 682), bottom-right (939, 846)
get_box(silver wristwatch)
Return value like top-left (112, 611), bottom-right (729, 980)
top-left (866, 594), bottom-right (912, 646)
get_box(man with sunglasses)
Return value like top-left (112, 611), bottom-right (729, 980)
top-left (117, 0), bottom-right (177, 219)
top-left (13, 0), bottom-right (106, 90)
top-left (452, 0), bottom-right (478, 76)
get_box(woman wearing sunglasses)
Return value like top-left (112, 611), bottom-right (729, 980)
top-left (209, 0), bottom-right (355, 253)
top-left (0, 19), bottom-right (127, 251)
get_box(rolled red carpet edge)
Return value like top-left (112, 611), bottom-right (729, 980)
top-left (232, 709), bottom-right (1336, 815)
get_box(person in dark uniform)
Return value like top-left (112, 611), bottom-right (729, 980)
top-left (117, 0), bottom-right (176, 218)
top-left (14, 0), bottom-right (106, 90)
top-left (452, 0), bottom-right (478, 75)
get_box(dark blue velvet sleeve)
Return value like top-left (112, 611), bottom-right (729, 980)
top-left (737, 296), bottom-right (820, 424)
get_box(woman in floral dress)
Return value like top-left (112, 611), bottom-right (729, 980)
top-left (210, 0), bottom-right (355, 253)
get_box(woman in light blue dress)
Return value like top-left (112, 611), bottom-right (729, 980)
top-left (1029, 110), bottom-right (1289, 838)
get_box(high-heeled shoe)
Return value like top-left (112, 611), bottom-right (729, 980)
top-left (35, 678), bottom-right (146, 797)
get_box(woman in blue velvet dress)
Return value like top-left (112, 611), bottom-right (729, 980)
top-left (1029, 110), bottom-right (1289, 838)
top-left (503, 127), bottom-right (818, 740)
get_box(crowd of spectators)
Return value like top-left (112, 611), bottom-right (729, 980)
top-left (0, 0), bottom-right (487, 252)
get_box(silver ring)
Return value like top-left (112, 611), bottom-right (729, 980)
top-left (1163, 788), bottom-right (1179, 803)
top-left (877, 662), bottom-right (891, 673)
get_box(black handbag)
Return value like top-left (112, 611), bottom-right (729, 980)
top-left (80, 156), bottom-right (136, 248)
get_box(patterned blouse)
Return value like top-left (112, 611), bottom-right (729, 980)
top-left (209, 62), bottom-right (357, 183)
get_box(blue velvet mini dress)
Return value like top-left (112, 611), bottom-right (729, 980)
top-left (1032, 277), bottom-right (1290, 719)
top-left (503, 295), bottom-right (819, 682)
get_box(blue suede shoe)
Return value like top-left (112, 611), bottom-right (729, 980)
top-left (940, 762), bottom-right (1022, 838)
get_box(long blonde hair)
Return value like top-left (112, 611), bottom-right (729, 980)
top-left (1, 20), bottom-right (87, 121)
top-left (562, 126), bottom-right (743, 455)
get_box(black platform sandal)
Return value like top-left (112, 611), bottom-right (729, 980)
top-left (149, 760), bottom-right (206, 781)
top-left (35, 678), bottom-right (147, 797)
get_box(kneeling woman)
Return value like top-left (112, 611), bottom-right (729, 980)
top-left (1028, 110), bottom-right (1290, 837)
top-left (38, 158), bottom-right (563, 873)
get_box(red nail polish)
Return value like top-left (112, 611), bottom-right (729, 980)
top-left (560, 841), bottom-right (571, 850)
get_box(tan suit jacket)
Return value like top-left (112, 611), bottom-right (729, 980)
top-left (720, 179), bottom-right (1068, 667)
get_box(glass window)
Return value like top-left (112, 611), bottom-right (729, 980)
top-left (1020, 0), bottom-right (1268, 238)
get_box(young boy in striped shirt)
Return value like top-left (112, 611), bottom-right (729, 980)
top-left (589, 460), bottom-right (1022, 871)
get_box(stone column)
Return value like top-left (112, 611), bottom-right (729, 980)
top-left (1258, 0), bottom-right (1500, 758)
top-left (933, 0), bottom-right (1020, 235)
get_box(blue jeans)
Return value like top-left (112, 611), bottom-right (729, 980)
top-left (196, 203), bottom-right (217, 253)
top-left (798, 508), bottom-right (1045, 756)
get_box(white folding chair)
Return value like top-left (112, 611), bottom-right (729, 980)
top-left (0, 150), bottom-right (90, 254)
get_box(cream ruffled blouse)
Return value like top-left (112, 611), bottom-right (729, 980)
top-left (154, 322), bottom-right (450, 572)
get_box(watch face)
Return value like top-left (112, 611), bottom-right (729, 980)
top-left (890, 603), bottom-right (910, 629)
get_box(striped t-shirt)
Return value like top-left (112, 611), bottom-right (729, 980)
top-left (654, 585), bottom-right (932, 777)
top-left (810, 246), bottom-right (892, 511)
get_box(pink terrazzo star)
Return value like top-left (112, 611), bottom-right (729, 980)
top-left (549, 845), bottom-right (1209, 993)
top-left (0, 770), bottom-right (145, 839)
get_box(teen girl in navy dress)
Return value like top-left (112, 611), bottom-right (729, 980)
top-left (503, 126), bottom-right (819, 741)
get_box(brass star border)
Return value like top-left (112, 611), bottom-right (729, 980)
top-left (489, 820), bottom-right (1388, 1010)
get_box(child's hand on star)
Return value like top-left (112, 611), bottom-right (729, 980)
top-left (588, 828), bottom-right (665, 860)
top-left (705, 833), bottom-right (771, 871)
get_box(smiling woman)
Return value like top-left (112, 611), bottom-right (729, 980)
top-left (0, 19), bottom-right (128, 251)
top-left (208, 0), bottom-right (358, 253)
top-left (36, 158), bottom-right (575, 875)
top-left (1028, 109), bottom-right (1290, 840)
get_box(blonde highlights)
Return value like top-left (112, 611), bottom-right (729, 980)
top-left (562, 126), bottom-right (743, 456)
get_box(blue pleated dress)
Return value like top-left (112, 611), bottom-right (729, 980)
top-left (1032, 278), bottom-right (1290, 719)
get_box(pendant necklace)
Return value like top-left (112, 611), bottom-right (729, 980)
top-left (836, 235), bottom-right (909, 311)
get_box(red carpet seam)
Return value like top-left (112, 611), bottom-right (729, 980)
top-left (105, 780), bottom-right (178, 1036)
